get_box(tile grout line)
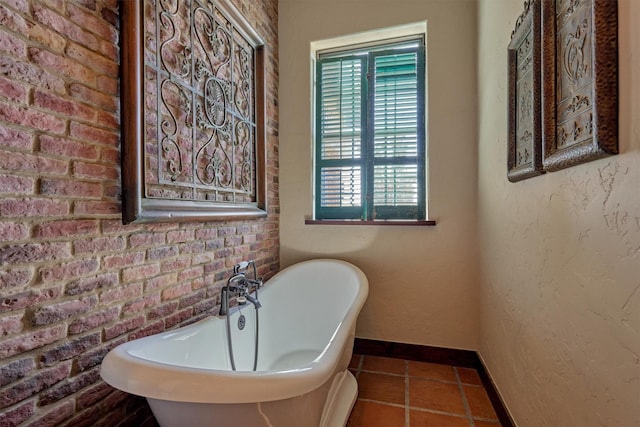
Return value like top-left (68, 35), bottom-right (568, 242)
top-left (404, 360), bottom-right (410, 427)
top-left (454, 367), bottom-right (476, 427)
top-left (355, 354), bottom-right (364, 379)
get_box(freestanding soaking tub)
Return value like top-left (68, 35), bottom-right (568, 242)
top-left (100, 259), bottom-right (369, 427)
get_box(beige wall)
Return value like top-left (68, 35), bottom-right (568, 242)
top-left (279, 0), bottom-right (479, 349)
top-left (477, 0), bottom-right (640, 425)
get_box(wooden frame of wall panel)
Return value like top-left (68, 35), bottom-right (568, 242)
top-left (542, 0), bottom-right (618, 172)
top-left (120, 0), bottom-right (267, 224)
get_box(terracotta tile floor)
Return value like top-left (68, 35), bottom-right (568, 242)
top-left (347, 354), bottom-right (501, 427)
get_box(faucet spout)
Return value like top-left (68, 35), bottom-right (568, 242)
top-left (240, 293), bottom-right (262, 309)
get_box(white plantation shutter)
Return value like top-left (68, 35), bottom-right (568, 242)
top-left (316, 40), bottom-right (425, 220)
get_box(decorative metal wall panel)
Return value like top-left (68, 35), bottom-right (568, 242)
top-left (507, 0), bottom-right (545, 182)
top-left (121, 0), bottom-right (267, 223)
top-left (542, 0), bottom-right (618, 172)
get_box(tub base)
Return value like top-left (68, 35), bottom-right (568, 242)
top-left (147, 369), bottom-right (358, 427)
top-left (319, 370), bottom-right (358, 427)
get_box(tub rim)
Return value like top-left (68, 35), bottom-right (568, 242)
top-left (100, 258), bottom-right (368, 404)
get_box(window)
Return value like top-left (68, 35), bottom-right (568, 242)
top-left (314, 37), bottom-right (426, 221)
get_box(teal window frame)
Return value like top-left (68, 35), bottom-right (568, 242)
top-left (314, 38), bottom-right (426, 221)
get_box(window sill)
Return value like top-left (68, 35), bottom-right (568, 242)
top-left (304, 219), bottom-right (436, 226)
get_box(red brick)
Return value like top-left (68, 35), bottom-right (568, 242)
top-left (129, 232), bottom-right (166, 247)
top-left (205, 238), bottom-right (224, 250)
top-left (33, 219), bottom-right (98, 239)
top-left (161, 283), bottom-right (191, 301)
top-left (32, 295), bottom-right (98, 326)
top-left (67, 3), bottom-right (117, 42)
top-left (68, 306), bottom-right (119, 335)
top-left (217, 226), bottom-right (237, 237)
top-left (0, 124), bottom-right (33, 150)
top-left (77, 339), bottom-right (124, 372)
top-left (103, 315), bottom-right (144, 340)
top-left (0, 198), bottom-right (69, 218)
top-left (100, 4), bottom-right (118, 27)
top-left (99, 282), bottom-right (142, 305)
top-left (0, 311), bottom-right (24, 338)
top-left (101, 219), bottom-right (143, 235)
top-left (0, 100), bottom-right (66, 134)
top-left (144, 272), bottom-right (177, 292)
top-left (27, 18), bottom-right (66, 53)
top-left (121, 298), bottom-right (145, 316)
top-left (66, 41), bottom-right (118, 77)
top-left (72, 161), bottom-right (118, 180)
top-left (0, 221), bottom-right (30, 240)
top-left (183, 266), bottom-right (204, 281)
top-left (28, 47), bottom-right (98, 86)
top-left (225, 235), bottom-right (243, 247)
top-left (0, 401), bottom-right (35, 427)
top-left (102, 251), bottom-right (145, 269)
top-left (73, 236), bottom-right (125, 254)
top-left (40, 332), bottom-right (101, 367)
top-left (0, 268), bottom-right (33, 291)
top-left (60, 407), bottom-right (101, 427)
top-left (147, 245), bottom-right (178, 260)
top-left (76, 381), bottom-right (111, 410)
top-left (39, 134), bottom-right (99, 160)
top-left (73, 200), bottom-right (120, 215)
top-left (166, 229), bottom-right (194, 243)
top-left (122, 263), bottom-right (160, 283)
top-left (0, 2), bottom-right (28, 33)
top-left (70, 122), bottom-right (119, 147)
top-left (23, 400), bottom-right (74, 427)
top-left (0, 150), bottom-right (68, 174)
top-left (0, 74), bottom-right (27, 102)
top-left (147, 301), bottom-right (178, 320)
top-left (160, 256), bottom-right (190, 273)
top-left (180, 240), bottom-right (206, 254)
top-left (69, 83), bottom-right (117, 111)
top-left (0, 363), bottom-right (71, 409)
top-left (32, 2), bottom-right (99, 51)
top-left (0, 174), bottom-right (35, 195)
top-left (178, 290), bottom-right (205, 309)
top-left (40, 178), bottom-right (103, 198)
top-left (96, 74), bottom-right (118, 96)
top-left (0, 56), bottom-right (66, 94)
top-left (40, 258), bottom-right (99, 283)
top-left (0, 357), bottom-right (34, 387)
top-left (165, 307), bottom-right (193, 329)
top-left (194, 298), bottom-right (215, 316)
top-left (0, 242), bottom-right (71, 264)
top-left (194, 228), bottom-right (218, 240)
top-left (65, 272), bottom-right (118, 296)
top-left (128, 320), bottom-right (164, 340)
top-left (34, 90), bottom-right (96, 121)
top-left (0, 323), bottom-right (65, 360)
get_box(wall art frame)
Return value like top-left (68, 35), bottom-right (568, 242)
top-left (120, 0), bottom-right (267, 224)
top-left (507, 0), bottom-right (545, 182)
top-left (542, 0), bottom-right (618, 172)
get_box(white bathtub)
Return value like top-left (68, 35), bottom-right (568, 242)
top-left (100, 259), bottom-right (368, 427)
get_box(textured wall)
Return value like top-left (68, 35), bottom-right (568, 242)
top-left (0, 0), bottom-right (278, 426)
top-left (477, 0), bottom-right (640, 425)
top-left (279, 0), bottom-right (479, 350)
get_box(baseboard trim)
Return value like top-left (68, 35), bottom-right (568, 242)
top-left (354, 338), bottom-right (515, 427)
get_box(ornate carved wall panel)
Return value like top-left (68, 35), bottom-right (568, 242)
top-left (542, 0), bottom-right (618, 172)
top-left (121, 0), bottom-right (267, 223)
top-left (508, 0), bottom-right (545, 182)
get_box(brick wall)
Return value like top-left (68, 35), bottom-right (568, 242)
top-left (0, 0), bottom-right (279, 426)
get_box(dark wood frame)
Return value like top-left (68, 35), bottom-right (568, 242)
top-left (542, 0), bottom-right (618, 172)
top-left (120, 0), bottom-right (267, 224)
top-left (507, 0), bottom-right (545, 182)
